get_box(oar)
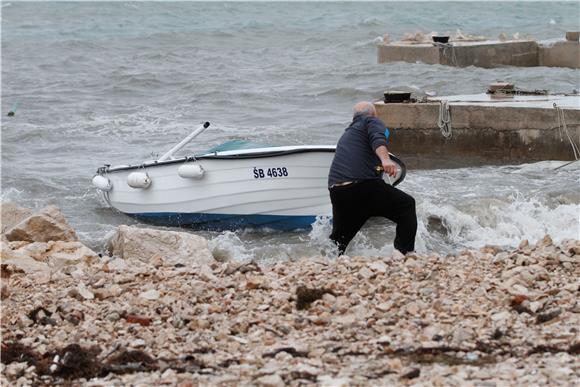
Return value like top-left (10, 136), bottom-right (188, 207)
top-left (158, 122), bottom-right (210, 162)
top-left (553, 159), bottom-right (579, 171)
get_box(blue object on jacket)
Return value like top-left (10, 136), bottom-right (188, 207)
top-left (328, 113), bottom-right (388, 187)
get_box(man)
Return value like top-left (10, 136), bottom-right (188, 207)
top-left (328, 101), bottom-right (417, 255)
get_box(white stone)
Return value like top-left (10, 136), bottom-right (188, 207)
top-left (369, 260), bottom-right (388, 273)
top-left (198, 264), bottom-right (218, 282)
top-left (255, 373), bottom-right (284, 387)
top-left (358, 266), bottom-right (373, 279)
top-left (491, 311), bottom-right (511, 322)
top-left (294, 364), bottom-right (320, 376)
top-left (376, 335), bottom-right (391, 344)
top-left (13, 242), bottom-right (49, 261)
top-left (318, 375), bottom-right (351, 387)
top-left (1, 244), bottom-right (51, 273)
top-left (44, 241), bottom-right (98, 267)
top-left (5, 205), bottom-right (78, 242)
top-left (376, 301), bottom-right (393, 312)
top-left (107, 258), bottom-right (128, 272)
top-left (130, 339), bottom-right (146, 348)
top-left (335, 314), bottom-right (357, 326)
top-left (139, 289), bottom-right (160, 300)
top-left (108, 225), bottom-right (214, 266)
top-left (392, 249), bottom-right (405, 260)
top-left (77, 283), bottom-right (94, 300)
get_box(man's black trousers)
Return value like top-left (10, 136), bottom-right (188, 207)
top-left (329, 179), bottom-right (417, 255)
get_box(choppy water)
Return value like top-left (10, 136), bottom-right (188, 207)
top-left (2, 2), bottom-right (579, 261)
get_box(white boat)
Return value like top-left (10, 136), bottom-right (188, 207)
top-left (92, 122), bottom-right (406, 231)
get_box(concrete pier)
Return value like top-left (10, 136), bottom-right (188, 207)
top-left (375, 94), bottom-right (580, 168)
top-left (377, 39), bottom-right (580, 69)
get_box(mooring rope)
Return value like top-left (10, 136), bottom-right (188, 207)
top-left (554, 103), bottom-right (580, 161)
top-left (437, 100), bottom-right (453, 139)
top-left (433, 42), bottom-right (458, 66)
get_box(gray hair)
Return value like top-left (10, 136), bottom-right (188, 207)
top-left (353, 101), bottom-right (376, 117)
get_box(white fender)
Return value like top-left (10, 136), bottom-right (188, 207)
top-left (92, 175), bottom-right (112, 191)
top-left (178, 164), bottom-right (205, 179)
top-left (127, 171), bottom-right (151, 189)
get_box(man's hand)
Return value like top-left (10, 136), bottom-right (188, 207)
top-left (375, 145), bottom-right (397, 177)
top-left (382, 159), bottom-right (398, 177)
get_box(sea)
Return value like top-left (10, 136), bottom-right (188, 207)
top-left (2, 1), bottom-right (579, 262)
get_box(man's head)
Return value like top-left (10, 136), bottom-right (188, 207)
top-left (353, 101), bottom-right (377, 118)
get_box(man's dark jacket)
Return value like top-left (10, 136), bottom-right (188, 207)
top-left (328, 113), bottom-right (388, 187)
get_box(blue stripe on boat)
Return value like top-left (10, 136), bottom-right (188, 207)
top-left (128, 212), bottom-right (318, 231)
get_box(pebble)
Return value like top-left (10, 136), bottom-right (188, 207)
top-left (139, 289), bottom-right (160, 300)
top-left (1, 232), bottom-right (578, 387)
top-left (76, 283), bottom-right (94, 300)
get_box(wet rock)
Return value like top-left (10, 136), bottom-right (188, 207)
top-left (5, 206), bottom-right (78, 243)
top-left (481, 245), bottom-right (503, 255)
top-left (108, 225), bottom-right (214, 266)
top-left (537, 235), bottom-right (553, 248)
top-left (427, 215), bottom-right (448, 236)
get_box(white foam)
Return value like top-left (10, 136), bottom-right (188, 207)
top-left (307, 215), bottom-right (338, 257)
top-left (0, 186), bottom-right (24, 202)
top-left (208, 231), bottom-right (254, 262)
top-left (419, 193), bottom-right (579, 250)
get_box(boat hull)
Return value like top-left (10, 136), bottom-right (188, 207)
top-left (98, 146), bottom-right (405, 231)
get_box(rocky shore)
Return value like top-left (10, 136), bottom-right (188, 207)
top-left (1, 202), bottom-right (578, 386)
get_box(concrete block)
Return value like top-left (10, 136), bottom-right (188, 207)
top-left (444, 41), bottom-right (538, 68)
top-left (378, 44), bottom-right (439, 64)
top-left (374, 99), bottom-right (580, 167)
top-left (378, 41), bottom-right (539, 68)
top-left (539, 41), bottom-right (580, 69)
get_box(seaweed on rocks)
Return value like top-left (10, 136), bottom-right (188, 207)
top-left (41, 344), bottom-right (102, 380)
top-left (1, 342), bottom-right (39, 365)
top-left (295, 285), bottom-right (335, 310)
top-left (103, 350), bottom-right (158, 375)
top-left (28, 307), bottom-right (57, 326)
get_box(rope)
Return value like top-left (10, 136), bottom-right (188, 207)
top-left (433, 42), bottom-right (458, 66)
top-left (554, 103), bottom-right (580, 161)
top-left (437, 100), bottom-right (453, 139)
